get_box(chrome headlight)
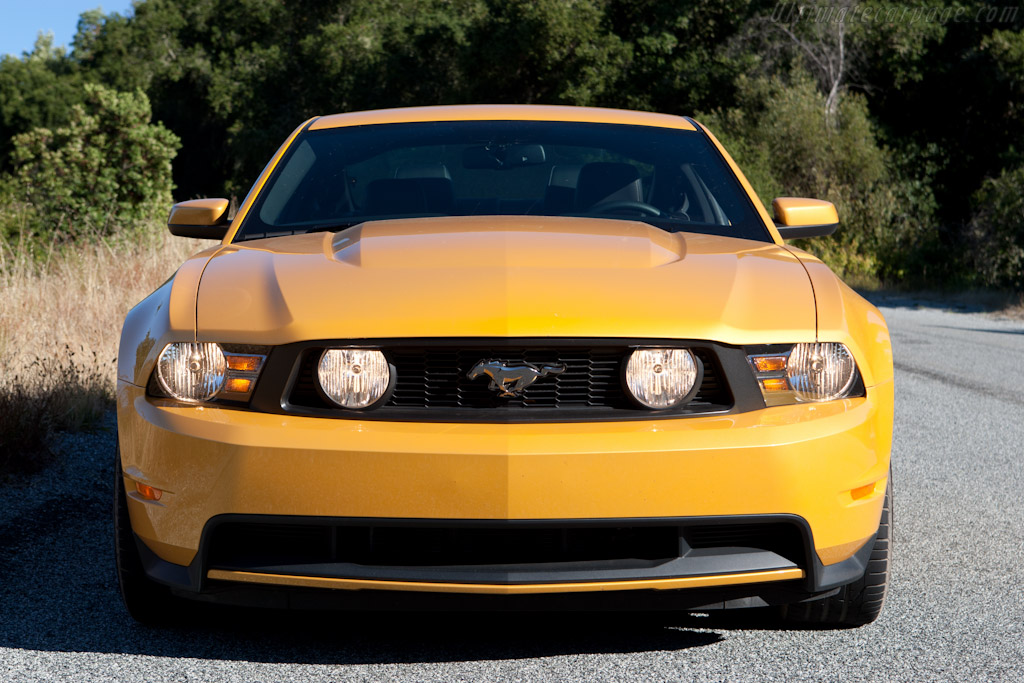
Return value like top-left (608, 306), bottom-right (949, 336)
top-left (787, 342), bottom-right (857, 401)
top-left (156, 342), bottom-right (227, 402)
top-left (317, 348), bottom-right (391, 409)
top-left (624, 348), bottom-right (702, 409)
top-left (748, 342), bottom-right (860, 406)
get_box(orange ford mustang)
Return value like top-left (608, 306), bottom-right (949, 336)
top-left (115, 105), bottom-right (893, 627)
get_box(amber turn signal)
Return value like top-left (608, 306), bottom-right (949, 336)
top-left (751, 356), bottom-right (787, 373)
top-left (224, 377), bottom-right (252, 393)
top-left (136, 482), bottom-right (163, 501)
top-left (225, 354), bottom-right (263, 372)
top-left (850, 483), bottom-right (876, 500)
top-left (760, 377), bottom-right (790, 392)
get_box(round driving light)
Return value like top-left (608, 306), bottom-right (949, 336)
top-left (625, 348), bottom-right (701, 409)
top-left (787, 342), bottom-right (856, 402)
top-left (318, 349), bottom-right (391, 409)
top-left (156, 342), bottom-right (226, 402)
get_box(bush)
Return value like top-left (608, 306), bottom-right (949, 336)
top-left (699, 70), bottom-right (936, 282)
top-left (5, 83), bottom-right (179, 243)
top-left (968, 165), bottom-right (1024, 289)
top-left (0, 181), bottom-right (36, 243)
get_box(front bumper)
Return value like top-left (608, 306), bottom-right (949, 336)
top-left (116, 378), bottom-right (892, 598)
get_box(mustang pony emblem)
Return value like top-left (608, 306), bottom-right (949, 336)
top-left (466, 360), bottom-right (566, 397)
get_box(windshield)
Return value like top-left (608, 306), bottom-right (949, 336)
top-left (234, 120), bottom-right (770, 242)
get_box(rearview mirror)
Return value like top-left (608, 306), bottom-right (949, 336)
top-left (167, 198), bottom-right (230, 239)
top-left (772, 197), bottom-right (839, 239)
top-left (463, 144), bottom-right (546, 170)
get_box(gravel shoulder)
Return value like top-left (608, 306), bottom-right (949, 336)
top-left (1, 301), bottom-right (1022, 682)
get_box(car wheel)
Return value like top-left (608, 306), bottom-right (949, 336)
top-left (113, 446), bottom-right (185, 624)
top-left (782, 479), bottom-right (892, 628)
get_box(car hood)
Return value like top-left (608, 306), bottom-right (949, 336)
top-left (195, 216), bottom-right (816, 344)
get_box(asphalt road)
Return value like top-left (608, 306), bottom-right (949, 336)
top-left (2, 299), bottom-right (1022, 682)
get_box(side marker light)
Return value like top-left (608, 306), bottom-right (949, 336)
top-left (136, 482), bottom-right (163, 501)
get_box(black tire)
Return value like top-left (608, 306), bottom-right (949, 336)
top-left (782, 480), bottom-right (892, 627)
top-left (114, 446), bottom-right (186, 624)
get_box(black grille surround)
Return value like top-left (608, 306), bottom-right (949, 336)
top-left (247, 338), bottom-right (766, 423)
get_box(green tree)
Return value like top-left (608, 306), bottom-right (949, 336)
top-left (700, 70), bottom-right (933, 279)
top-left (964, 28), bottom-right (1024, 288)
top-left (601, 0), bottom-right (767, 115)
top-left (73, 0), bottom-right (633, 197)
top-left (0, 34), bottom-right (88, 174)
top-left (968, 165), bottom-right (1024, 289)
top-left (8, 84), bottom-right (180, 241)
top-left (1, 0), bottom-right (1020, 290)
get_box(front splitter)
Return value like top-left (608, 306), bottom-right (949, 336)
top-left (207, 567), bottom-right (804, 595)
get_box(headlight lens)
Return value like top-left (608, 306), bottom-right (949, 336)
top-left (787, 342), bottom-right (857, 401)
top-left (748, 342), bottom-right (859, 405)
top-left (317, 348), bottom-right (391, 409)
top-left (624, 348), bottom-right (701, 409)
top-left (156, 342), bottom-right (226, 402)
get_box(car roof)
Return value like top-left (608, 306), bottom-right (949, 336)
top-left (308, 104), bottom-right (697, 132)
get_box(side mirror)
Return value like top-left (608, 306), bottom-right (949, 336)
top-left (772, 197), bottom-right (839, 239)
top-left (167, 198), bottom-right (231, 239)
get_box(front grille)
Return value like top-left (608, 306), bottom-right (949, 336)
top-left (389, 347), bottom-right (625, 409)
top-left (205, 520), bottom-right (805, 571)
top-left (286, 343), bottom-right (732, 416)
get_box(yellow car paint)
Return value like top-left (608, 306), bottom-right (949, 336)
top-left (166, 198), bottom-right (230, 228)
top-left (788, 247), bottom-right (895, 387)
top-left (309, 104), bottom-right (698, 133)
top-left (193, 217), bottom-right (819, 356)
top-left (117, 245), bottom-right (223, 384)
top-left (772, 197), bottom-right (840, 228)
top-left (118, 105), bottom-right (894, 604)
top-left (117, 378), bottom-right (891, 568)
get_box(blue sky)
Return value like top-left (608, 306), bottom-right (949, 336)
top-left (0, 2), bottom-right (133, 57)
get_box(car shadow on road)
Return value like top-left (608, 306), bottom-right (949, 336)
top-left (0, 475), bottom-right (727, 665)
top-left (0, 592), bottom-right (725, 664)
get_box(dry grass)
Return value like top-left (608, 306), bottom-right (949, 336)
top-left (998, 297), bottom-right (1024, 320)
top-left (0, 226), bottom-right (213, 474)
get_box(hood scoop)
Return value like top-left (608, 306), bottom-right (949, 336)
top-left (331, 216), bottom-right (686, 269)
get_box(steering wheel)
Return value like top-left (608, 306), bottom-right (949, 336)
top-left (590, 200), bottom-right (662, 217)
